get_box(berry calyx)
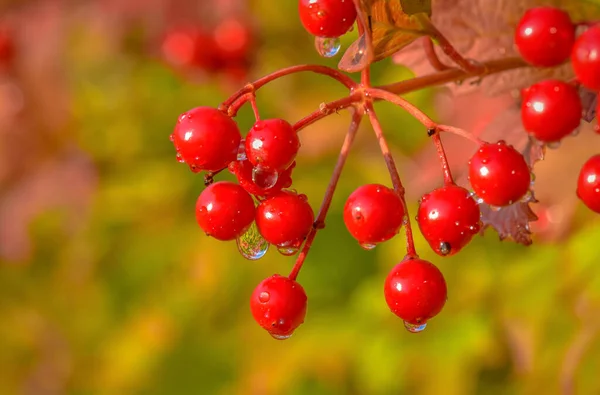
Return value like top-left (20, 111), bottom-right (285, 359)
top-left (245, 118), bottom-right (301, 173)
top-left (468, 141), bottom-right (531, 207)
top-left (514, 7), bottom-right (575, 67)
top-left (298, 0), bottom-right (357, 38)
top-left (250, 274), bottom-right (307, 340)
top-left (384, 257), bottom-right (447, 326)
top-left (229, 159), bottom-right (295, 198)
top-left (343, 184), bottom-right (405, 247)
top-left (571, 25), bottom-right (600, 91)
top-left (171, 107), bottom-right (242, 172)
top-left (417, 185), bottom-right (481, 256)
top-left (521, 80), bottom-right (582, 143)
top-left (195, 181), bottom-right (255, 241)
top-left (256, 191), bottom-right (314, 249)
top-left (577, 154), bottom-right (600, 213)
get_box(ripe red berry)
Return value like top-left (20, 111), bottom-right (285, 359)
top-left (577, 154), bottom-right (600, 213)
top-left (343, 184), bottom-right (405, 248)
top-left (298, 0), bottom-right (357, 38)
top-left (514, 7), bottom-right (575, 67)
top-left (195, 181), bottom-right (255, 241)
top-left (256, 191), bottom-right (314, 250)
top-left (571, 25), bottom-right (600, 91)
top-left (521, 80), bottom-right (582, 143)
top-left (250, 274), bottom-right (307, 339)
top-left (384, 257), bottom-right (447, 327)
top-left (245, 119), bottom-right (300, 173)
top-left (213, 17), bottom-right (254, 65)
top-left (417, 185), bottom-right (481, 256)
top-left (229, 159), bottom-right (295, 198)
top-left (161, 27), bottom-right (220, 71)
top-left (468, 141), bottom-right (531, 207)
top-left (0, 26), bottom-right (14, 67)
top-left (171, 107), bottom-right (241, 172)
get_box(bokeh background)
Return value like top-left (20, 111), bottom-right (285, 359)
top-left (1, 0), bottom-right (600, 394)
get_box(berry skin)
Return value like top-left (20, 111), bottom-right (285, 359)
top-left (245, 119), bottom-right (300, 173)
top-left (171, 107), bottom-right (241, 172)
top-left (521, 80), bottom-right (582, 143)
top-left (228, 159), bottom-right (295, 198)
top-left (514, 7), bottom-right (575, 67)
top-left (161, 27), bottom-right (220, 71)
top-left (256, 191), bottom-right (314, 248)
top-left (343, 184), bottom-right (405, 246)
top-left (195, 181), bottom-right (255, 241)
top-left (250, 274), bottom-right (307, 339)
top-left (384, 257), bottom-right (447, 325)
top-left (577, 155), bottom-right (600, 213)
top-left (298, 0), bottom-right (357, 38)
top-left (468, 141), bottom-right (531, 207)
top-left (571, 25), bottom-right (600, 91)
top-left (417, 185), bottom-right (481, 256)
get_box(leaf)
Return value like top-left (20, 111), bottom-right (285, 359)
top-left (399, 0), bottom-right (432, 15)
top-left (479, 200), bottom-right (538, 246)
top-left (339, 0), bottom-right (429, 72)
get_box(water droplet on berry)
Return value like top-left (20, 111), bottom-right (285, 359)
top-left (439, 242), bottom-right (451, 256)
top-left (315, 36), bottom-right (341, 58)
top-left (236, 222), bottom-right (269, 260)
top-left (547, 141), bottom-right (561, 149)
top-left (258, 291), bottom-right (270, 303)
top-left (520, 190), bottom-right (533, 202)
top-left (176, 153), bottom-right (185, 163)
top-left (404, 321), bottom-right (427, 333)
top-left (359, 242), bottom-right (377, 250)
top-left (169, 134), bottom-right (175, 142)
top-left (277, 245), bottom-right (300, 256)
top-left (252, 165), bottom-right (278, 189)
top-left (270, 332), bottom-right (292, 340)
top-left (490, 205), bottom-right (502, 212)
top-left (237, 139), bottom-right (247, 161)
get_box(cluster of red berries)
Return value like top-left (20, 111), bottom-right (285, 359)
top-left (160, 17), bottom-right (255, 81)
top-left (515, 6), bottom-right (600, 214)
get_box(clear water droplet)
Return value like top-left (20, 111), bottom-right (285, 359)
top-left (252, 165), bottom-right (278, 189)
top-left (547, 141), bottom-right (561, 149)
top-left (315, 36), bottom-right (341, 58)
top-left (236, 222), bottom-right (269, 260)
top-left (359, 242), bottom-right (377, 251)
top-left (270, 332), bottom-right (292, 340)
top-left (259, 291), bottom-right (270, 303)
top-left (237, 139), bottom-right (247, 161)
top-left (277, 245), bottom-right (299, 256)
top-left (439, 242), bottom-right (451, 256)
top-left (176, 153), bottom-right (185, 163)
top-left (520, 190), bottom-right (533, 202)
top-left (404, 321), bottom-right (427, 333)
top-left (169, 134), bottom-right (175, 142)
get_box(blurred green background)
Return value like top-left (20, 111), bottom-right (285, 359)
top-left (1, 1), bottom-right (600, 394)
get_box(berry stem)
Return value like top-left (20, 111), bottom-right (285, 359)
top-left (437, 124), bottom-right (483, 145)
top-left (422, 36), bottom-right (451, 71)
top-left (365, 103), bottom-right (417, 258)
top-left (249, 94), bottom-right (260, 121)
top-left (431, 133), bottom-right (454, 185)
top-left (293, 92), bottom-right (362, 132)
top-left (364, 88), bottom-right (436, 129)
top-left (289, 109), bottom-right (363, 281)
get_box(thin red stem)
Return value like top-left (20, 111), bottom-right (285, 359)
top-left (431, 133), bottom-right (454, 185)
top-left (293, 93), bottom-right (361, 132)
top-left (289, 109), bottom-right (364, 281)
top-left (437, 124), bottom-right (483, 145)
top-left (365, 102), bottom-right (417, 258)
top-left (422, 36), bottom-right (451, 71)
top-left (364, 88), bottom-right (436, 129)
top-left (249, 94), bottom-right (260, 121)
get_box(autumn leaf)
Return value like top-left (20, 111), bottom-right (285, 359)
top-left (338, 0), bottom-right (431, 72)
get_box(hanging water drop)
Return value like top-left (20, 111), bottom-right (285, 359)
top-left (315, 36), bottom-right (341, 58)
top-left (252, 165), bottom-right (278, 189)
top-left (546, 141), bottom-right (561, 149)
top-left (270, 332), bottom-right (292, 340)
top-left (359, 242), bottom-right (377, 251)
top-left (277, 245), bottom-right (300, 256)
top-left (404, 321), bottom-right (427, 333)
top-left (237, 139), bottom-right (247, 161)
top-left (236, 222), bottom-right (269, 260)
top-left (176, 153), bottom-right (185, 163)
top-left (439, 242), bottom-right (451, 256)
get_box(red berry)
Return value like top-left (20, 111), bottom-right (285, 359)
top-left (213, 17), bottom-right (254, 65)
top-left (245, 119), bottom-right (300, 173)
top-left (195, 181), bottom-right (255, 241)
top-left (343, 184), bottom-right (405, 247)
top-left (521, 80), bottom-right (582, 143)
top-left (250, 274), bottom-right (307, 339)
top-left (228, 159), bottom-right (295, 198)
top-left (468, 141), bottom-right (531, 207)
top-left (417, 185), bottom-right (481, 256)
top-left (571, 25), bottom-right (600, 91)
top-left (384, 257), bottom-right (447, 326)
top-left (0, 26), bottom-right (14, 67)
top-left (171, 107), bottom-right (241, 172)
top-left (256, 191), bottom-right (314, 250)
top-left (577, 154), bottom-right (600, 213)
top-left (161, 27), bottom-right (220, 71)
top-left (298, 0), bottom-right (357, 38)
top-left (514, 7), bottom-right (575, 67)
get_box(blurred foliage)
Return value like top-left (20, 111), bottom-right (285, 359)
top-left (1, 1), bottom-right (600, 395)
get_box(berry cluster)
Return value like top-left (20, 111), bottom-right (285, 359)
top-left (161, 17), bottom-right (255, 81)
top-left (169, 2), bottom-right (600, 339)
top-left (515, 7), bottom-right (600, 213)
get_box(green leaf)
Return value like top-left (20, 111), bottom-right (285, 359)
top-left (399, 0), bottom-right (432, 15)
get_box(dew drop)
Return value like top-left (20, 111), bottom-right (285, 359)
top-left (259, 291), bottom-right (270, 303)
top-left (252, 165), bottom-right (278, 189)
top-left (439, 242), bottom-right (451, 256)
top-left (546, 141), bottom-right (561, 149)
top-left (169, 134), bottom-right (175, 142)
top-left (490, 205), bottom-right (502, 212)
top-left (236, 222), bottom-right (269, 260)
top-left (270, 332), bottom-right (292, 340)
top-left (520, 190), bottom-right (533, 202)
top-left (277, 245), bottom-right (299, 256)
top-left (176, 153), bottom-right (185, 163)
top-left (315, 36), bottom-right (341, 58)
top-left (359, 242), bottom-right (377, 251)
top-left (404, 321), bottom-right (427, 333)
top-left (237, 139), bottom-right (247, 161)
